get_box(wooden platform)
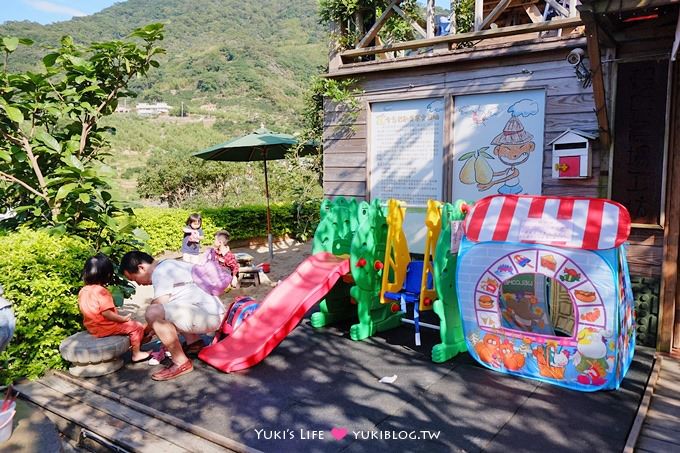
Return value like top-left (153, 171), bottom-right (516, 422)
top-left (635, 355), bottom-right (680, 452)
top-left (15, 371), bottom-right (259, 452)
top-left (14, 341), bottom-right (655, 452)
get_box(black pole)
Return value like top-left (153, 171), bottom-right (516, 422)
top-left (263, 152), bottom-right (273, 261)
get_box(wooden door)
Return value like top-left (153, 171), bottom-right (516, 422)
top-left (611, 59), bottom-right (669, 226)
top-left (611, 58), bottom-right (670, 350)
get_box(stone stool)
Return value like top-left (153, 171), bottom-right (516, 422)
top-left (59, 331), bottom-right (130, 377)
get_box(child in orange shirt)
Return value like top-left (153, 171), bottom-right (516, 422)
top-left (78, 254), bottom-right (150, 363)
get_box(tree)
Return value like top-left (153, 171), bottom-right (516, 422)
top-left (137, 149), bottom-right (245, 207)
top-left (453, 0), bottom-right (475, 35)
top-left (318, 0), bottom-right (421, 48)
top-left (0, 24), bottom-right (165, 304)
top-left (0, 24), bottom-right (165, 252)
top-left (297, 69), bottom-right (357, 185)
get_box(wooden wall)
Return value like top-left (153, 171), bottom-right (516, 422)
top-left (323, 39), bottom-right (661, 276)
top-left (664, 61), bottom-right (680, 350)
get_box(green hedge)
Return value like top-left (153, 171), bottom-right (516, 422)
top-left (0, 229), bottom-right (92, 383)
top-left (136, 202), bottom-right (321, 256)
top-left (134, 208), bottom-right (219, 256)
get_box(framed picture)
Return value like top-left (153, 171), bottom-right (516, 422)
top-left (453, 90), bottom-right (545, 201)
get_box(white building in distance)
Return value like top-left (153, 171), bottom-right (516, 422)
top-left (136, 102), bottom-right (171, 116)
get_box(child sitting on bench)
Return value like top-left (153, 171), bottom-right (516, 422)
top-left (78, 254), bottom-right (150, 363)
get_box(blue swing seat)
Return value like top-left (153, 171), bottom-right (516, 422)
top-left (383, 261), bottom-right (432, 346)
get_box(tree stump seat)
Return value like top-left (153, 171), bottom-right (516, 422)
top-left (59, 331), bottom-right (130, 377)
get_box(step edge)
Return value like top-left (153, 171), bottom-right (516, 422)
top-left (52, 370), bottom-right (261, 453)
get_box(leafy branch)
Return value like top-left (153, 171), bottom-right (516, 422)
top-left (0, 24), bottom-right (165, 227)
top-left (0, 24), bottom-right (162, 273)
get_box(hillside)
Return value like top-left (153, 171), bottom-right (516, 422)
top-left (0, 0), bottom-right (326, 127)
top-left (0, 0), bottom-right (327, 204)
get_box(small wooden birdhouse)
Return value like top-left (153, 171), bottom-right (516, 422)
top-left (550, 129), bottom-right (596, 179)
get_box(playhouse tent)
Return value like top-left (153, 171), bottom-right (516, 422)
top-left (456, 195), bottom-right (636, 391)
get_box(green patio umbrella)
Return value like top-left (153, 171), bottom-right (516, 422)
top-left (193, 127), bottom-right (318, 260)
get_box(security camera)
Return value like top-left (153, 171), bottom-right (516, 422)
top-left (567, 48), bottom-right (585, 66)
top-left (567, 48), bottom-right (592, 88)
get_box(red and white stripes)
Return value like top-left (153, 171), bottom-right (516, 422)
top-left (464, 195), bottom-right (631, 250)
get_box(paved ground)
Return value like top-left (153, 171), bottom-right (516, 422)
top-left (0, 399), bottom-right (62, 453)
top-left (88, 308), bottom-right (654, 453)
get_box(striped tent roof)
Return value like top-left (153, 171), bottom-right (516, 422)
top-left (464, 195), bottom-right (631, 250)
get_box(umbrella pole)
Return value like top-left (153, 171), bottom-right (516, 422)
top-left (263, 154), bottom-right (274, 261)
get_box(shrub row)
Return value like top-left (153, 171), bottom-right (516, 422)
top-left (133, 208), bottom-right (219, 256)
top-left (0, 229), bottom-right (92, 383)
top-left (136, 201), bottom-right (321, 255)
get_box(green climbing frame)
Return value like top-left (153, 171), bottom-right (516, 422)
top-left (311, 197), bottom-right (358, 328)
top-left (310, 197), bottom-right (403, 340)
top-left (431, 200), bottom-right (469, 363)
top-left (348, 199), bottom-right (403, 341)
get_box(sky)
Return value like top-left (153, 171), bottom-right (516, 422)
top-left (0, 0), bottom-right (119, 25)
top-left (0, 0), bottom-right (453, 25)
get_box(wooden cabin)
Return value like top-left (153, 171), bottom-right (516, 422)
top-left (322, 0), bottom-right (680, 353)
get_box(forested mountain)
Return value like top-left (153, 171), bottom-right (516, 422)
top-left (1, 0), bottom-right (326, 125)
top-left (0, 0), bottom-right (327, 206)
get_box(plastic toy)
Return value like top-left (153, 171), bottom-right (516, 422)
top-left (378, 200), bottom-right (441, 345)
top-left (381, 199), bottom-right (441, 346)
top-left (383, 261), bottom-right (430, 345)
top-left (310, 197), bottom-right (402, 339)
top-left (348, 200), bottom-right (403, 341)
top-left (456, 194), bottom-right (635, 391)
top-left (199, 252), bottom-right (350, 372)
top-left (200, 196), bottom-right (376, 372)
top-left (310, 197), bottom-right (358, 328)
top-left (379, 199), bottom-right (411, 305)
top-left (419, 200), bottom-right (441, 311)
top-left (431, 200), bottom-right (468, 363)
top-left (312, 197), bottom-right (358, 257)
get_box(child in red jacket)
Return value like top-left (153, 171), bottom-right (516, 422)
top-left (213, 230), bottom-right (239, 288)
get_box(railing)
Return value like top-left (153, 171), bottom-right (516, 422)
top-left (330, 0), bottom-right (582, 69)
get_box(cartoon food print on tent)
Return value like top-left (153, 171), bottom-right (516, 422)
top-left (456, 194), bottom-right (636, 391)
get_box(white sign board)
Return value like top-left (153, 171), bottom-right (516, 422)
top-left (370, 98), bottom-right (445, 254)
top-left (370, 98), bottom-right (444, 206)
top-left (450, 220), bottom-right (464, 253)
top-left (453, 90), bottom-right (545, 201)
top-left (519, 218), bottom-right (574, 243)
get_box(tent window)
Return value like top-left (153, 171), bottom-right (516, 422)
top-left (499, 273), bottom-right (574, 337)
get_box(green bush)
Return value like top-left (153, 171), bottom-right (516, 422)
top-left (133, 208), bottom-right (219, 256)
top-left (136, 201), bottom-right (321, 255)
top-left (0, 229), bottom-right (93, 383)
top-left (201, 201), bottom-right (321, 242)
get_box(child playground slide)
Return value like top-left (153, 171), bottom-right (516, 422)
top-left (199, 252), bottom-right (350, 372)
